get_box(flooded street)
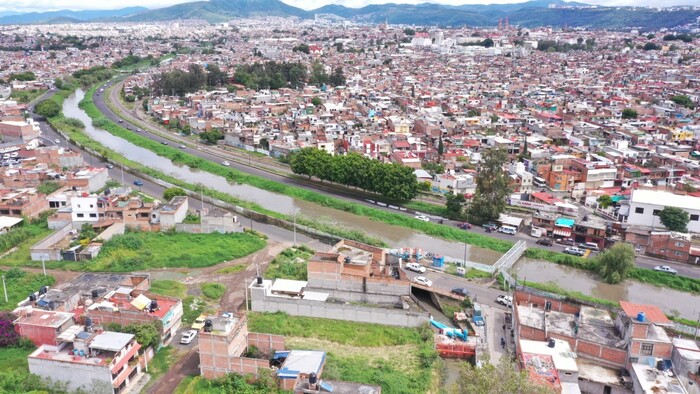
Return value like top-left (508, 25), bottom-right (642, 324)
top-left (64, 89), bottom-right (500, 264)
top-left (514, 258), bottom-right (700, 317)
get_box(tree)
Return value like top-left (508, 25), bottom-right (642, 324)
top-left (597, 194), bottom-right (613, 209)
top-left (163, 187), bottom-right (187, 201)
top-left (292, 43), bottom-right (310, 54)
top-left (658, 206), bottom-right (690, 232)
top-left (104, 321), bottom-right (162, 349)
top-left (199, 129), bottom-right (224, 144)
top-left (621, 108), bottom-right (638, 119)
top-left (446, 193), bottom-right (466, 217)
top-left (450, 358), bottom-right (555, 394)
top-left (437, 135), bottom-right (445, 156)
top-left (403, 28), bottom-right (416, 36)
top-left (596, 243), bottom-right (635, 284)
top-left (329, 67), bottom-right (346, 87)
top-left (469, 148), bottom-right (510, 222)
top-left (670, 95), bottom-right (695, 109)
top-left (311, 97), bottom-right (322, 107)
top-left (35, 99), bottom-right (60, 118)
top-left (53, 77), bottom-right (63, 90)
top-left (482, 38), bottom-right (494, 48)
top-left (643, 42), bottom-right (660, 51)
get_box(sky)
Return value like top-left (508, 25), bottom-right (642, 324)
top-left (1, 0), bottom-right (699, 13)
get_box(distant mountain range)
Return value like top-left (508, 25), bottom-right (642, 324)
top-left (0, 7), bottom-right (146, 25)
top-left (1, 0), bottom-right (699, 30)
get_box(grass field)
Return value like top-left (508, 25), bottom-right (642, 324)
top-left (149, 280), bottom-right (187, 299)
top-left (0, 345), bottom-right (34, 372)
top-left (201, 283), bottom-right (226, 301)
top-left (215, 265), bottom-right (246, 275)
top-left (247, 313), bottom-right (436, 394)
top-left (56, 231), bottom-right (266, 272)
top-left (264, 246), bottom-right (314, 281)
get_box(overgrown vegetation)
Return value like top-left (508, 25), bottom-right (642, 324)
top-left (249, 313), bottom-right (437, 394)
top-left (9, 89), bottom-right (45, 104)
top-left (175, 370), bottom-right (281, 394)
top-left (0, 268), bottom-right (55, 311)
top-left (201, 283), bottom-right (226, 301)
top-left (104, 320), bottom-right (162, 349)
top-left (265, 245), bottom-right (314, 281)
top-left (234, 61), bottom-right (307, 90)
top-left (521, 281), bottom-right (620, 309)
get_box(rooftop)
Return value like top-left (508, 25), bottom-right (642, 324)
top-left (619, 301), bottom-right (671, 325)
top-left (520, 339), bottom-right (578, 373)
top-left (90, 331), bottom-right (134, 352)
top-left (278, 350), bottom-right (326, 379)
top-left (631, 363), bottom-right (687, 394)
top-left (517, 305), bottom-right (621, 348)
top-left (13, 309), bottom-right (73, 328)
top-left (631, 190), bottom-right (699, 211)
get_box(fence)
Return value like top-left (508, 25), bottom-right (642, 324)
top-left (493, 240), bottom-right (527, 273)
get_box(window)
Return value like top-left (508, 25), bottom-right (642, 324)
top-left (674, 251), bottom-right (683, 257)
top-left (635, 207), bottom-right (644, 214)
top-left (675, 242), bottom-right (685, 248)
top-left (641, 343), bottom-right (654, 356)
top-left (691, 214), bottom-right (699, 221)
top-left (89, 213), bottom-right (97, 218)
top-left (77, 213), bottom-right (84, 218)
top-left (652, 209), bottom-right (660, 216)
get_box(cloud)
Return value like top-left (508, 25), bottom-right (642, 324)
top-left (0, 0), bottom-right (698, 13)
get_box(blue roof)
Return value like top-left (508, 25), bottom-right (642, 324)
top-left (555, 218), bottom-right (575, 228)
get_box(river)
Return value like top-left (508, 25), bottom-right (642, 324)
top-left (63, 89), bottom-right (501, 264)
top-left (514, 258), bottom-right (700, 318)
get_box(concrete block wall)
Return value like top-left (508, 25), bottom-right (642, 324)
top-left (365, 280), bottom-right (410, 296)
top-left (251, 293), bottom-right (429, 327)
top-left (201, 356), bottom-right (268, 380)
top-left (312, 288), bottom-right (402, 304)
top-left (30, 222), bottom-right (74, 261)
top-left (307, 277), bottom-right (364, 293)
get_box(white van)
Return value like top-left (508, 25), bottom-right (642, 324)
top-left (499, 225), bottom-right (517, 235)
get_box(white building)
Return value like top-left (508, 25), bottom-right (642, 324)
top-left (70, 195), bottom-right (101, 223)
top-left (626, 190), bottom-right (700, 233)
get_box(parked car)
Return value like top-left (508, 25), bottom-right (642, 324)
top-left (483, 222), bottom-right (499, 231)
top-left (133, 180), bottom-right (144, 187)
top-left (556, 238), bottom-right (575, 246)
top-left (106, 164), bottom-right (114, 169)
top-left (653, 265), bottom-right (678, 275)
top-left (118, 119), bottom-right (123, 123)
top-left (451, 288), bottom-right (470, 297)
top-left (405, 262), bottom-right (426, 273)
top-left (563, 247), bottom-right (585, 256)
top-left (191, 314), bottom-right (207, 331)
top-left (179, 144), bottom-right (186, 149)
top-left (498, 226), bottom-right (517, 235)
top-left (161, 141), bottom-right (168, 145)
top-left (412, 276), bottom-right (432, 287)
top-left (221, 160), bottom-right (231, 166)
top-left (414, 215), bottom-right (430, 222)
top-left (578, 242), bottom-right (600, 252)
top-left (458, 222), bottom-right (472, 230)
top-left (54, 139), bottom-right (61, 144)
top-left (496, 295), bottom-right (513, 307)
top-left (536, 238), bottom-right (553, 246)
top-left (180, 330), bottom-right (198, 345)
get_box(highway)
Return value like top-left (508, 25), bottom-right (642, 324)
top-left (89, 80), bottom-right (700, 280)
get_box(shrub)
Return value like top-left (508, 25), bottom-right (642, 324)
top-left (201, 283), bottom-right (226, 301)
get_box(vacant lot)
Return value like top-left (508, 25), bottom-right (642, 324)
top-left (63, 231), bottom-right (266, 272)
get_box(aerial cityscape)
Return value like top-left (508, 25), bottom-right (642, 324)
top-left (0, 0), bottom-right (699, 393)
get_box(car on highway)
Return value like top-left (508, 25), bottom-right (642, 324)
top-left (405, 262), bottom-right (426, 273)
top-left (133, 180), bottom-right (144, 187)
top-left (536, 238), bottom-right (553, 246)
top-left (563, 247), bottom-right (585, 256)
top-left (221, 160), bottom-right (231, 166)
top-left (496, 295), bottom-right (513, 307)
top-left (578, 242), bottom-right (600, 252)
top-left (106, 164), bottom-right (114, 169)
top-left (414, 215), bottom-right (430, 222)
top-left (160, 141), bottom-right (168, 145)
top-left (118, 119), bottom-right (123, 123)
top-left (412, 276), bottom-right (432, 287)
top-left (451, 288), bottom-right (470, 297)
top-left (482, 222), bottom-right (499, 231)
top-left (180, 330), bottom-right (198, 345)
top-left (653, 265), bottom-right (678, 275)
top-left (191, 314), bottom-right (207, 331)
top-left (179, 144), bottom-right (186, 149)
top-left (458, 222), bottom-right (472, 230)
top-left (136, 128), bottom-right (142, 132)
top-left (54, 139), bottom-right (60, 144)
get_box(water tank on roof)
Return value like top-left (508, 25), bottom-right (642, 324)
top-left (256, 276), bottom-right (263, 286)
top-left (548, 339), bottom-right (555, 348)
top-left (28, 293), bottom-right (36, 302)
top-left (309, 372), bottom-right (318, 385)
top-left (91, 290), bottom-right (99, 298)
top-left (85, 317), bottom-right (93, 328)
top-left (39, 286), bottom-right (47, 295)
top-left (204, 319), bottom-right (213, 332)
top-left (637, 312), bottom-right (646, 322)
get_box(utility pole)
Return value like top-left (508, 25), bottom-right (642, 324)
top-left (42, 257), bottom-right (47, 277)
top-left (2, 275), bottom-right (7, 303)
top-left (293, 209), bottom-right (299, 246)
top-left (463, 241), bottom-right (467, 268)
top-left (694, 312), bottom-right (699, 341)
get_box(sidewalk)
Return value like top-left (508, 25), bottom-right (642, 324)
top-left (482, 304), bottom-right (508, 365)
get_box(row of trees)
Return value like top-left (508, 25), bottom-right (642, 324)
top-left (290, 148), bottom-right (418, 200)
top-left (152, 64), bottom-right (208, 97)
